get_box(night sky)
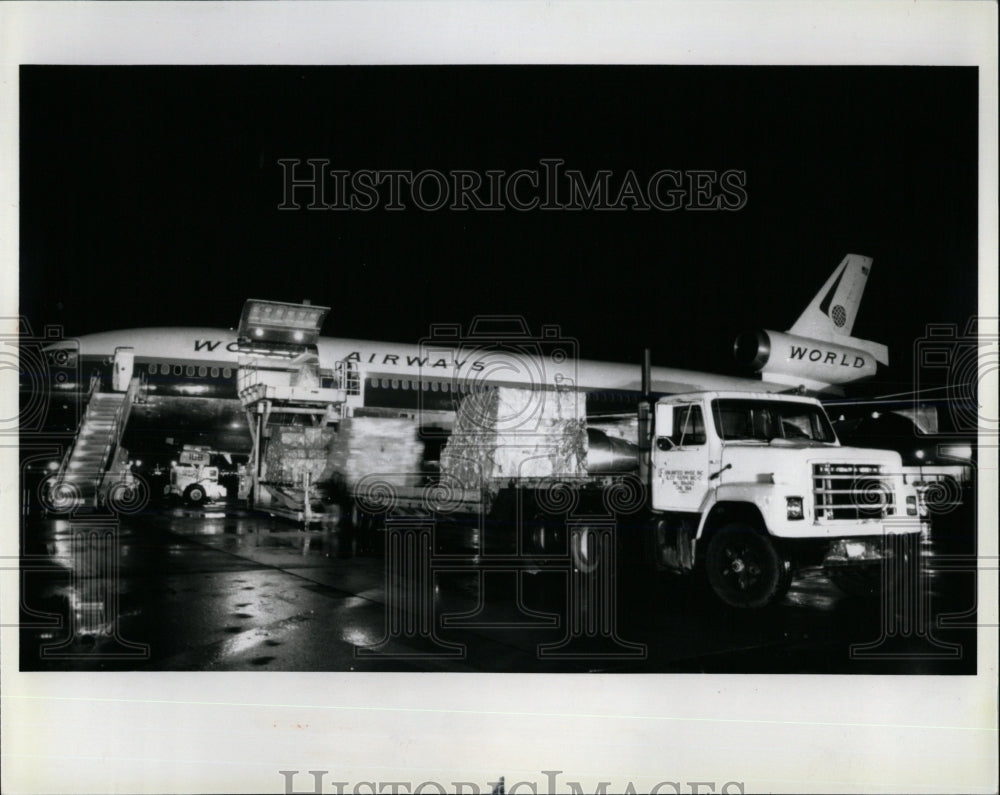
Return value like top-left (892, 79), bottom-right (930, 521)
top-left (19, 66), bottom-right (979, 396)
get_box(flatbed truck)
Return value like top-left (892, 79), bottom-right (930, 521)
top-left (336, 389), bottom-right (924, 608)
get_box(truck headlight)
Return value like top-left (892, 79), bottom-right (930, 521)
top-left (906, 495), bottom-right (918, 516)
top-left (786, 496), bottom-right (804, 520)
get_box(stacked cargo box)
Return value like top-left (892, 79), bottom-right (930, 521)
top-left (321, 416), bottom-right (424, 488)
top-left (263, 425), bottom-right (337, 486)
top-left (440, 386), bottom-right (587, 491)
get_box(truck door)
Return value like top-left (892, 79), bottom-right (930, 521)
top-left (112, 346), bottom-right (134, 392)
top-left (651, 402), bottom-right (713, 512)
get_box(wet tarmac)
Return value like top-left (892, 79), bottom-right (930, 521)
top-left (18, 503), bottom-right (978, 673)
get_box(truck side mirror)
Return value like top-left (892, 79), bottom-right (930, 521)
top-left (656, 437), bottom-right (674, 452)
top-left (654, 403), bottom-right (674, 438)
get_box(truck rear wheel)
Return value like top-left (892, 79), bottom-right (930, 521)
top-left (570, 525), bottom-right (602, 574)
top-left (706, 523), bottom-right (790, 609)
top-left (523, 512), bottom-right (566, 564)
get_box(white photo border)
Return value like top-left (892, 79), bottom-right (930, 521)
top-left (1, 3), bottom-right (996, 794)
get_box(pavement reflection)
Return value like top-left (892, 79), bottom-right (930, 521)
top-left (19, 506), bottom-right (975, 673)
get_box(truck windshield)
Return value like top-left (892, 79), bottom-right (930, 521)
top-left (712, 399), bottom-right (837, 443)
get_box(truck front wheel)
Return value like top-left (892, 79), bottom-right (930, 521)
top-left (705, 524), bottom-right (790, 609)
top-left (183, 484), bottom-right (206, 506)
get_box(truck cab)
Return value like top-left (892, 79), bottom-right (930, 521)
top-left (650, 391), bottom-right (924, 607)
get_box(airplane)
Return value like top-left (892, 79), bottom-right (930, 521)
top-left (37, 253), bottom-right (887, 461)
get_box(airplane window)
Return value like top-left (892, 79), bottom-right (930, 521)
top-left (185, 365), bottom-right (194, 376)
top-left (198, 366), bottom-right (207, 377)
top-left (442, 382), bottom-right (450, 393)
top-left (148, 363), bottom-right (158, 375)
top-left (391, 379), bottom-right (399, 389)
top-left (173, 365), bottom-right (182, 376)
top-left (210, 367), bottom-right (219, 378)
top-left (223, 368), bottom-right (232, 378)
top-left (431, 381), bottom-right (439, 392)
top-left (381, 378), bottom-right (389, 388)
top-left (422, 381), bottom-right (429, 391)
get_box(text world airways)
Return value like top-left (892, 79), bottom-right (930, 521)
top-left (193, 340), bottom-right (490, 371)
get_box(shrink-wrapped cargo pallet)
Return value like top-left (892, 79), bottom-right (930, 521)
top-left (441, 387), bottom-right (587, 491)
top-left (321, 416), bottom-right (424, 488)
top-left (263, 425), bottom-right (337, 486)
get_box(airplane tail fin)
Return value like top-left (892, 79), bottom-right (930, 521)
top-left (789, 253), bottom-right (888, 365)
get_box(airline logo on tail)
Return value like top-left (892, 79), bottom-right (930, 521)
top-left (788, 253), bottom-right (889, 365)
top-left (734, 254), bottom-right (888, 393)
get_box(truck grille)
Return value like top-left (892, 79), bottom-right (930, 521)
top-left (813, 463), bottom-right (895, 521)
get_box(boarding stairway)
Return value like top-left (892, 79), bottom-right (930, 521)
top-left (49, 375), bottom-right (140, 509)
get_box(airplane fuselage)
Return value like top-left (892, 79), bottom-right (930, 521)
top-left (34, 254), bottom-right (887, 461)
top-left (51, 326), bottom-right (777, 411)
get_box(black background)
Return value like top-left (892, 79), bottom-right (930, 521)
top-left (19, 66), bottom-right (978, 396)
